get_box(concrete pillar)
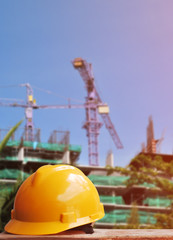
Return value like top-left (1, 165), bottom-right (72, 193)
top-left (106, 151), bottom-right (114, 167)
top-left (62, 150), bottom-right (70, 164)
top-left (17, 147), bottom-right (24, 162)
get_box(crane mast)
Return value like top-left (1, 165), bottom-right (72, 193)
top-left (72, 58), bottom-right (123, 166)
top-left (20, 83), bottom-right (36, 141)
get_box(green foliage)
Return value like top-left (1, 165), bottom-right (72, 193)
top-left (113, 154), bottom-right (173, 190)
top-left (109, 154), bottom-right (173, 229)
top-left (153, 203), bottom-right (173, 229)
top-left (0, 119), bottom-right (23, 232)
top-left (154, 213), bottom-right (173, 229)
top-left (106, 166), bottom-right (129, 176)
top-left (127, 202), bottom-right (140, 229)
top-left (128, 155), bottom-right (173, 228)
top-left (0, 178), bottom-right (22, 232)
top-left (0, 119), bottom-right (23, 153)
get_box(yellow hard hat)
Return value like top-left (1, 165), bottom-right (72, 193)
top-left (5, 164), bottom-right (104, 235)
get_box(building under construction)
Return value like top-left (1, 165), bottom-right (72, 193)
top-left (0, 116), bottom-right (172, 228)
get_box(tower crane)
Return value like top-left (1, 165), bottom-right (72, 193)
top-left (0, 83), bottom-right (86, 142)
top-left (0, 83), bottom-right (36, 141)
top-left (0, 58), bottom-right (123, 166)
top-left (72, 58), bottom-right (123, 166)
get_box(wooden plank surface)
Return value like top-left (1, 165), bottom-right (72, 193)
top-left (1, 229), bottom-right (173, 240)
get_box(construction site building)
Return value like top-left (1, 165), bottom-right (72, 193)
top-left (0, 127), bottom-right (172, 229)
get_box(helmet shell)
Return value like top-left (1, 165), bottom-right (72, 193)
top-left (5, 165), bottom-right (104, 235)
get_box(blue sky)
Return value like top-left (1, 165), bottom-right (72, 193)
top-left (1, 0), bottom-right (173, 167)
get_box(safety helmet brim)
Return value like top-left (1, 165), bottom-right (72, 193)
top-left (5, 211), bottom-right (104, 235)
